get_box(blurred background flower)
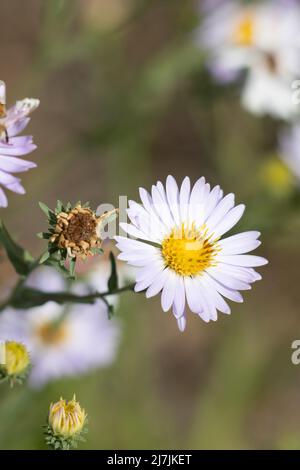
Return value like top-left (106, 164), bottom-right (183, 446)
top-left (279, 125), bottom-right (300, 182)
top-left (198, 0), bottom-right (300, 119)
top-left (0, 0), bottom-right (300, 450)
top-left (0, 265), bottom-right (121, 388)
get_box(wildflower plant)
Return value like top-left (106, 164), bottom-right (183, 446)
top-left (0, 77), bottom-right (271, 449)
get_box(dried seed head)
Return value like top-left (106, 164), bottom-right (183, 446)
top-left (50, 206), bottom-right (101, 259)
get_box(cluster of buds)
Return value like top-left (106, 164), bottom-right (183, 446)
top-left (38, 201), bottom-right (118, 276)
top-left (0, 341), bottom-right (30, 387)
top-left (44, 395), bottom-right (87, 450)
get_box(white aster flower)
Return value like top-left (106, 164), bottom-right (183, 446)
top-left (115, 176), bottom-right (268, 332)
top-left (198, 0), bottom-right (300, 120)
top-left (0, 266), bottom-right (121, 388)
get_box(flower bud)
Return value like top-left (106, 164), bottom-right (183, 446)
top-left (0, 341), bottom-right (30, 385)
top-left (45, 395), bottom-right (87, 450)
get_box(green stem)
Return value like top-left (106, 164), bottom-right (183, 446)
top-left (0, 283), bottom-right (135, 311)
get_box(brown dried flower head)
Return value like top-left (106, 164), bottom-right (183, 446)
top-left (50, 205), bottom-right (101, 259)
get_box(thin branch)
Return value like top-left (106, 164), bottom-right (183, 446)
top-left (0, 283), bottom-right (136, 311)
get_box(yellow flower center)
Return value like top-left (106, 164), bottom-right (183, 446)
top-left (36, 322), bottom-right (68, 345)
top-left (161, 224), bottom-right (218, 276)
top-left (4, 341), bottom-right (30, 376)
top-left (49, 396), bottom-right (87, 438)
top-left (233, 14), bottom-right (254, 46)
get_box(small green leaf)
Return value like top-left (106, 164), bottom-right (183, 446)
top-left (0, 219), bottom-right (34, 275)
top-left (55, 200), bottom-right (64, 215)
top-left (90, 247), bottom-right (103, 255)
top-left (69, 257), bottom-right (76, 278)
top-left (39, 251), bottom-right (50, 264)
top-left (39, 201), bottom-right (55, 219)
top-left (108, 303), bottom-right (114, 319)
top-left (108, 251), bottom-right (118, 292)
top-left (37, 232), bottom-right (52, 240)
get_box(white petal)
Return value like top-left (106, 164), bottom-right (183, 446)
top-left (206, 193), bottom-right (235, 233)
top-left (117, 252), bottom-right (159, 267)
top-left (151, 184), bottom-right (174, 230)
top-left (219, 231), bottom-right (261, 255)
top-left (179, 177), bottom-right (191, 223)
top-left (146, 269), bottom-right (170, 298)
top-left (216, 263), bottom-right (262, 283)
top-left (189, 177), bottom-right (206, 222)
top-left (217, 254), bottom-right (268, 267)
top-left (120, 222), bottom-right (160, 243)
top-left (184, 277), bottom-right (205, 314)
top-left (212, 204), bottom-right (245, 239)
top-left (172, 276), bottom-right (186, 318)
top-left (206, 266), bottom-right (251, 290)
top-left (201, 274), bottom-right (231, 315)
top-left (139, 187), bottom-right (154, 213)
top-left (206, 273), bottom-right (244, 303)
top-left (128, 200), bottom-right (164, 240)
top-left (135, 259), bottom-right (165, 283)
top-left (115, 236), bottom-right (158, 252)
top-left (166, 175), bottom-right (180, 225)
top-left (203, 185), bottom-right (222, 221)
top-left (134, 262), bottom-right (164, 292)
top-left (197, 281), bottom-right (218, 321)
top-left (176, 315), bottom-right (186, 332)
top-left (161, 271), bottom-right (177, 312)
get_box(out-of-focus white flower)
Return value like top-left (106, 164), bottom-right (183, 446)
top-left (279, 124), bottom-right (300, 181)
top-left (115, 176), bottom-right (267, 332)
top-left (0, 266), bottom-right (121, 388)
top-left (198, 0), bottom-right (300, 120)
top-left (0, 81), bottom-right (39, 207)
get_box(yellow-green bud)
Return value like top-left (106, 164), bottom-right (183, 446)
top-left (48, 395), bottom-right (87, 438)
top-left (3, 341), bottom-right (30, 376)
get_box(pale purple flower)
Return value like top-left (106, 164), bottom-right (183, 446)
top-left (0, 81), bottom-right (39, 207)
top-left (0, 265), bottom-right (121, 388)
top-left (197, 0), bottom-right (300, 120)
top-left (115, 176), bottom-right (268, 332)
